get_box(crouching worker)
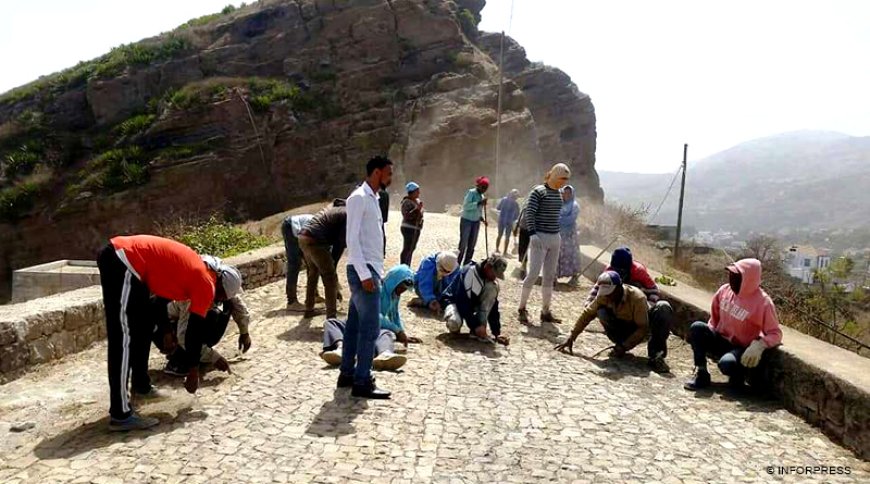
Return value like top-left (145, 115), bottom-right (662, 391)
top-left (555, 271), bottom-right (672, 373)
top-left (162, 257), bottom-right (252, 376)
top-left (321, 265), bottom-right (421, 371)
top-left (410, 251), bottom-right (460, 314)
top-left (96, 235), bottom-right (240, 431)
top-left (684, 258), bottom-right (782, 391)
top-left (442, 255), bottom-right (510, 345)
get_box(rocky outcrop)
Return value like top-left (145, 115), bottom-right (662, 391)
top-left (478, 32), bottom-right (602, 201)
top-left (0, 0), bottom-right (600, 300)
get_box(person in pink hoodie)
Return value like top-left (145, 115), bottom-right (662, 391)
top-left (684, 258), bottom-right (783, 391)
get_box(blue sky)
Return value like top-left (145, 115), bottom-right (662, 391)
top-left (2, 0), bottom-right (869, 173)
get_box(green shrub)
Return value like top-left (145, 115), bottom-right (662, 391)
top-left (77, 146), bottom-right (150, 193)
top-left (154, 142), bottom-right (215, 162)
top-left (3, 143), bottom-right (42, 178)
top-left (458, 9), bottom-right (478, 38)
top-left (179, 4), bottom-right (236, 30)
top-left (167, 216), bottom-right (271, 258)
top-left (113, 114), bottom-right (157, 137)
top-left (0, 181), bottom-right (41, 222)
top-left (221, 5), bottom-right (237, 15)
top-left (0, 34), bottom-right (191, 106)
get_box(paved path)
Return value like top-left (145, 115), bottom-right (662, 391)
top-left (0, 213), bottom-right (867, 483)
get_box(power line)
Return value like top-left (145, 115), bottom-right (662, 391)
top-left (648, 164), bottom-right (683, 222)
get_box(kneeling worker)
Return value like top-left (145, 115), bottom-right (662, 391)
top-left (555, 271), bottom-right (671, 373)
top-left (442, 255), bottom-right (510, 345)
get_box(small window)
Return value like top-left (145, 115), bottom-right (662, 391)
top-left (803, 258), bottom-right (811, 267)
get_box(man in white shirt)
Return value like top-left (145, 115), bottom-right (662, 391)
top-left (340, 156), bottom-right (394, 399)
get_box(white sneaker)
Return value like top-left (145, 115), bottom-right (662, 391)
top-left (444, 305), bottom-right (462, 334)
top-left (373, 352), bottom-right (407, 371)
top-left (320, 344), bottom-right (342, 366)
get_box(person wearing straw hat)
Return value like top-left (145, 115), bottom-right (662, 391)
top-left (400, 181), bottom-right (424, 266)
top-left (517, 163), bottom-right (571, 325)
top-left (458, 176), bottom-right (489, 265)
top-left (555, 270), bottom-right (672, 373)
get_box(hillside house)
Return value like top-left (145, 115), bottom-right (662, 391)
top-left (785, 245), bottom-right (831, 284)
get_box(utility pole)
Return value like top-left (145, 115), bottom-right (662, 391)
top-left (674, 143), bottom-right (688, 261)
top-left (494, 30), bottom-right (505, 199)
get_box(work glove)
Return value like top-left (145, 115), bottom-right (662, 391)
top-left (740, 339), bottom-right (766, 368)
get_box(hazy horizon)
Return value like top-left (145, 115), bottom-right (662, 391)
top-left (2, 0), bottom-right (869, 174)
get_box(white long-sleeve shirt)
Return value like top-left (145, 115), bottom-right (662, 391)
top-left (345, 181), bottom-right (384, 281)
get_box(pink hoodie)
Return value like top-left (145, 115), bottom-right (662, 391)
top-left (709, 258), bottom-right (783, 348)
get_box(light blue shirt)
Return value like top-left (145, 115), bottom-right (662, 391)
top-left (290, 214), bottom-right (313, 237)
top-left (461, 188), bottom-right (484, 221)
top-left (346, 182), bottom-right (384, 281)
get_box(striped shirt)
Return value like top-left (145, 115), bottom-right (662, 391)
top-left (524, 184), bottom-right (562, 234)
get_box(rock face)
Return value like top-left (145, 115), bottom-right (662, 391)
top-left (0, 0), bottom-right (600, 300)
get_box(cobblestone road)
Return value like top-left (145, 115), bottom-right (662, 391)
top-left (0, 213), bottom-right (867, 483)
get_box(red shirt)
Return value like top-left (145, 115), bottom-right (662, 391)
top-left (110, 235), bottom-right (216, 317)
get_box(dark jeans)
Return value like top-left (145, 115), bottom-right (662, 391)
top-left (400, 227), bottom-right (421, 266)
top-left (463, 300), bottom-right (502, 338)
top-left (597, 300), bottom-right (673, 358)
top-left (458, 217), bottom-right (481, 265)
top-left (281, 219), bottom-right (303, 304)
top-left (518, 227), bottom-right (530, 263)
top-left (340, 265), bottom-right (382, 385)
top-left (323, 318), bottom-right (395, 356)
top-left (688, 321), bottom-right (770, 385)
top-left (166, 304), bottom-right (232, 369)
top-left (98, 244), bottom-right (153, 420)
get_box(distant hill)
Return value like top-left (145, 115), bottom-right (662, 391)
top-left (600, 130), bottom-right (870, 234)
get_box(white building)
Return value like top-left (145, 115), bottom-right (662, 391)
top-left (785, 245), bottom-right (831, 284)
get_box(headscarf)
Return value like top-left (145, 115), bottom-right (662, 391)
top-left (559, 185), bottom-right (579, 231)
top-left (201, 255), bottom-right (243, 298)
top-left (379, 264), bottom-right (415, 332)
top-left (435, 251), bottom-right (459, 279)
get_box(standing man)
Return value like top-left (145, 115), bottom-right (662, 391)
top-left (298, 205), bottom-right (347, 319)
top-left (400, 182), bottom-right (424, 266)
top-left (96, 235), bottom-right (242, 430)
top-left (341, 155), bottom-right (394, 399)
top-left (458, 176), bottom-right (489, 265)
top-left (517, 163), bottom-right (571, 325)
top-left (495, 189), bottom-right (520, 256)
top-left (281, 213), bottom-right (313, 311)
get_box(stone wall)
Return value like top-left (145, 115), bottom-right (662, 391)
top-left (579, 245), bottom-right (870, 460)
top-left (0, 244), bottom-right (287, 384)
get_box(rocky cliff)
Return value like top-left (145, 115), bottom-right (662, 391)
top-left (0, 0), bottom-right (600, 300)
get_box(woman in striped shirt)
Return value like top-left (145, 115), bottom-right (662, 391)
top-left (517, 163), bottom-right (571, 325)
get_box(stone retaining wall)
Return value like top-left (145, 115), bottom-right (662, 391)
top-left (0, 244), bottom-right (287, 384)
top-left (579, 245), bottom-right (870, 460)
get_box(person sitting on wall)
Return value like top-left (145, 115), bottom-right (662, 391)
top-left (441, 255), bottom-right (510, 346)
top-left (684, 258), bottom-right (783, 391)
top-left (555, 270), bottom-right (672, 373)
top-left (320, 264), bottom-right (420, 371)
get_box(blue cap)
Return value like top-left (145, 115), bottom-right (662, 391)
top-left (405, 182), bottom-right (420, 193)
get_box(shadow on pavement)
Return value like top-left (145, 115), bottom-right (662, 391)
top-left (435, 333), bottom-right (503, 358)
top-left (689, 382), bottom-right (781, 413)
top-left (305, 389), bottom-right (369, 437)
top-left (34, 407), bottom-right (206, 460)
top-left (570, 352), bottom-right (660, 380)
top-left (277, 317), bottom-right (323, 343)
